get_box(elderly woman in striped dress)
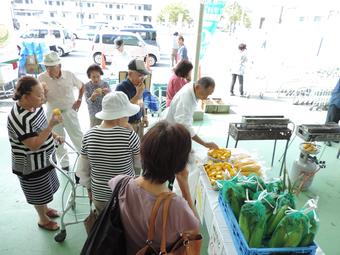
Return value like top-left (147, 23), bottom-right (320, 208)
top-left (7, 76), bottom-right (63, 231)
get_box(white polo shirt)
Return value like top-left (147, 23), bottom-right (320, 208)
top-left (38, 70), bottom-right (83, 110)
top-left (165, 82), bottom-right (197, 137)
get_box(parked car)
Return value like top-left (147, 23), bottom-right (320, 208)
top-left (91, 31), bottom-right (160, 66)
top-left (119, 27), bottom-right (159, 47)
top-left (74, 24), bottom-right (99, 40)
top-left (132, 22), bottom-right (155, 29)
top-left (18, 26), bottom-right (74, 57)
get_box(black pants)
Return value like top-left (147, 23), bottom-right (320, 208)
top-left (326, 104), bottom-right (340, 124)
top-left (230, 74), bottom-right (244, 95)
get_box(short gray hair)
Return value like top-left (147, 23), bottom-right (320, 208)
top-left (197, 76), bottom-right (215, 90)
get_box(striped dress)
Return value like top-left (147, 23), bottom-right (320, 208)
top-left (7, 103), bottom-right (59, 205)
top-left (81, 126), bottom-right (140, 202)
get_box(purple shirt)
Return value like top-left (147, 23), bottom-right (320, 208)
top-left (109, 175), bottom-right (199, 255)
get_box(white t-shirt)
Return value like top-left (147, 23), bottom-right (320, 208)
top-left (172, 35), bottom-right (179, 50)
top-left (231, 50), bottom-right (247, 75)
top-left (165, 82), bottom-right (197, 137)
top-left (109, 49), bottom-right (132, 77)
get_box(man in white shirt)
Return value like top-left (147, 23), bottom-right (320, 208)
top-left (166, 76), bottom-right (219, 150)
top-left (171, 32), bottom-right (179, 67)
top-left (109, 38), bottom-right (132, 78)
top-left (39, 51), bottom-right (84, 170)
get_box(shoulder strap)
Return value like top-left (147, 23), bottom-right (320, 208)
top-left (160, 193), bottom-right (175, 253)
top-left (109, 176), bottom-right (131, 206)
top-left (146, 192), bottom-right (173, 244)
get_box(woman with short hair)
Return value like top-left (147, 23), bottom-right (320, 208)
top-left (166, 59), bottom-right (193, 107)
top-left (108, 121), bottom-right (200, 255)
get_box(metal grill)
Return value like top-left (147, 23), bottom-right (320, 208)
top-left (297, 124), bottom-right (340, 142)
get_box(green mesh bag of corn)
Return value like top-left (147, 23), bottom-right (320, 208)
top-left (239, 200), bottom-right (267, 248)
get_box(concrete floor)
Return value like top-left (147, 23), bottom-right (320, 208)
top-left (0, 93), bottom-right (339, 255)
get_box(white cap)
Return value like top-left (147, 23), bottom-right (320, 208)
top-left (43, 51), bottom-right (61, 66)
top-left (95, 91), bottom-right (140, 120)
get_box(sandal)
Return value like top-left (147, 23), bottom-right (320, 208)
top-left (46, 208), bottom-right (60, 218)
top-left (38, 221), bottom-right (59, 231)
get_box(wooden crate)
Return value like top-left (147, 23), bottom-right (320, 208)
top-left (203, 98), bottom-right (229, 113)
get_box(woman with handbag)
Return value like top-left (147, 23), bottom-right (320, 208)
top-left (108, 121), bottom-right (201, 255)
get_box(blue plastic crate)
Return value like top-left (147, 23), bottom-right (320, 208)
top-left (218, 193), bottom-right (318, 255)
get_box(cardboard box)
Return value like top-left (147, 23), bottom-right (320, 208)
top-left (203, 98), bottom-right (229, 113)
top-left (193, 109), bottom-right (204, 121)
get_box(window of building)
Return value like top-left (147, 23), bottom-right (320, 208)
top-left (117, 4), bottom-right (120, 9)
top-left (48, 0), bottom-right (52, 5)
top-left (25, 0), bottom-right (29, 3)
top-left (299, 16), bottom-right (304, 22)
top-left (56, 1), bottom-right (60, 6)
top-left (109, 4), bottom-right (112, 8)
top-left (50, 12), bottom-right (55, 17)
top-left (314, 16), bottom-right (321, 22)
top-left (87, 3), bottom-right (90, 7)
top-left (116, 15), bottom-right (124, 21)
top-left (144, 4), bottom-right (152, 11)
top-left (14, 0), bottom-right (23, 3)
top-left (143, 16), bottom-right (151, 22)
top-left (62, 1), bottom-right (64, 6)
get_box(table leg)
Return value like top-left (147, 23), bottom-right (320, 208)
top-left (235, 139), bottom-right (239, 148)
top-left (271, 140), bottom-right (277, 167)
top-left (279, 139), bottom-right (290, 176)
top-left (337, 148), bottom-right (340, 159)
top-left (226, 134), bottom-right (230, 148)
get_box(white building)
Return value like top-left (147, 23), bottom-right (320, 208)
top-left (11, 0), bottom-right (154, 27)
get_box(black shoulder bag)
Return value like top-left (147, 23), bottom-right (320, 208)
top-left (80, 177), bottom-right (130, 255)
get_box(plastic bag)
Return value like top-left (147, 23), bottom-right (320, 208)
top-left (143, 89), bottom-right (159, 112)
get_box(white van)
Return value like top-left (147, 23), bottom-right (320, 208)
top-left (18, 26), bottom-right (75, 57)
top-left (91, 31), bottom-right (160, 66)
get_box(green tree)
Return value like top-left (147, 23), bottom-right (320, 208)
top-left (157, 3), bottom-right (192, 25)
top-left (222, 1), bottom-right (251, 33)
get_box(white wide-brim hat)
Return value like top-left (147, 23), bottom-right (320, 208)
top-left (95, 91), bottom-right (140, 120)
